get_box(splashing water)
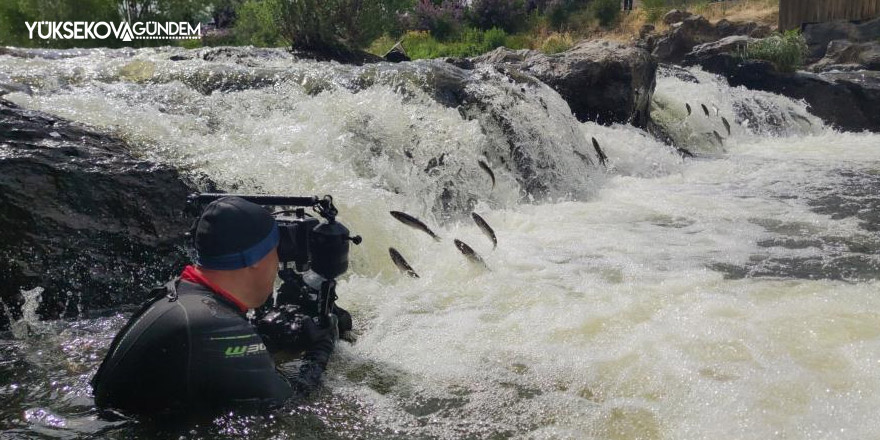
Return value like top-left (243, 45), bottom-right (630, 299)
top-left (2, 47), bottom-right (880, 439)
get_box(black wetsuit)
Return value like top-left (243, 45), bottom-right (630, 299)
top-left (91, 279), bottom-right (333, 414)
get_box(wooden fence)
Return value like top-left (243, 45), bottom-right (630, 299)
top-left (779, 0), bottom-right (880, 30)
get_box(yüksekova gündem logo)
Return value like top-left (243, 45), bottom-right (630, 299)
top-left (26, 21), bottom-right (200, 42)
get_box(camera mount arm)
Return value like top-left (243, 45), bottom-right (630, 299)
top-left (188, 193), bottom-right (341, 223)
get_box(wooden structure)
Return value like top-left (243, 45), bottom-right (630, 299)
top-left (779, 0), bottom-right (880, 30)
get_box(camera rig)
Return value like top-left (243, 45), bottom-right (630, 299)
top-left (188, 193), bottom-right (361, 343)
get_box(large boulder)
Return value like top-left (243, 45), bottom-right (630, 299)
top-left (652, 15), bottom-right (771, 63)
top-left (803, 17), bottom-right (880, 61)
top-left (809, 40), bottom-right (880, 72)
top-left (663, 9), bottom-right (693, 25)
top-left (470, 40), bottom-right (657, 127)
top-left (0, 99), bottom-right (198, 329)
top-left (724, 61), bottom-right (880, 132)
top-left (683, 35), bottom-right (755, 73)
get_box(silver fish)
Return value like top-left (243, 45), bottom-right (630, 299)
top-left (454, 239), bottom-right (488, 269)
top-left (573, 150), bottom-right (591, 163)
top-left (686, 103), bottom-right (692, 116)
top-left (722, 116), bottom-right (731, 135)
top-left (471, 212), bottom-right (497, 249)
top-left (701, 103), bottom-right (710, 117)
top-left (478, 160), bottom-right (496, 189)
top-left (712, 104), bottom-right (719, 116)
top-left (390, 211), bottom-right (441, 241)
top-left (592, 137), bottom-right (608, 168)
top-left (389, 248), bottom-right (419, 278)
top-left (712, 130), bottom-right (724, 145)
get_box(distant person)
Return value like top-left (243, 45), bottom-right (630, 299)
top-left (91, 196), bottom-right (337, 415)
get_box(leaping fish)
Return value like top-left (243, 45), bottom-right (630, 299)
top-left (390, 211), bottom-right (441, 241)
top-left (686, 103), bottom-right (692, 116)
top-left (389, 248), bottom-right (419, 278)
top-left (712, 130), bottom-right (724, 146)
top-left (721, 116), bottom-right (731, 135)
top-left (471, 212), bottom-right (497, 249)
top-left (701, 103), bottom-right (710, 117)
top-left (454, 239), bottom-right (489, 269)
top-left (591, 137), bottom-right (608, 168)
top-left (478, 160), bottom-right (496, 189)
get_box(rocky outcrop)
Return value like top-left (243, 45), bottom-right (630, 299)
top-left (0, 99), bottom-right (199, 329)
top-left (651, 15), bottom-right (772, 64)
top-left (683, 35), bottom-right (755, 73)
top-left (468, 40), bottom-right (657, 127)
top-left (724, 61), bottom-right (880, 132)
top-left (384, 42), bottom-right (411, 63)
top-left (809, 40), bottom-right (880, 72)
top-left (663, 9), bottom-right (693, 25)
top-left (803, 17), bottom-right (880, 61)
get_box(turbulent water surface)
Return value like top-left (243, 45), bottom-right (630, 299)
top-left (1, 47), bottom-right (879, 439)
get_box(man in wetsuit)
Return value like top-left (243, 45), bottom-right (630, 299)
top-left (91, 196), bottom-right (335, 414)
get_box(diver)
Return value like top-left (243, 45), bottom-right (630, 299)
top-left (91, 196), bottom-right (349, 414)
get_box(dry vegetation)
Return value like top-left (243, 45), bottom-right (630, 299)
top-left (598, 0), bottom-right (779, 42)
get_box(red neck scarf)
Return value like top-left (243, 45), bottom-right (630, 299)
top-left (180, 265), bottom-right (249, 312)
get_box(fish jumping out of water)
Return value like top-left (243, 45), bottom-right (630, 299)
top-left (389, 248), bottom-right (419, 278)
top-left (471, 212), bottom-right (497, 249)
top-left (478, 160), bottom-right (496, 189)
top-left (701, 104), bottom-right (710, 117)
top-left (591, 137), bottom-right (608, 168)
top-left (686, 103), bottom-right (692, 116)
top-left (721, 116), bottom-right (731, 135)
top-left (573, 150), bottom-right (591, 164)
top-left (712, 130), bottom-right (724, 146)
top-left (676, 147), bottom-right (695, 158)
top-left (791, 113), bottom-right (813, 126)
top-left (712, 104), bottom-right (719, 116)
top-left (454, 239), bottom-right (489, 269)
top-left (390, 211), bottom-right (441, 241)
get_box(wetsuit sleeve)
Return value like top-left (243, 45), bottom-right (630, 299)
top-left (288, 325), bottom-right (335, 399)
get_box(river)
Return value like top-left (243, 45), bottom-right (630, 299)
top-left (1, 47), bottom-right (879, 439)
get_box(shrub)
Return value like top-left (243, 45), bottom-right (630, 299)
top-left (591, 0), bottom-right (620, 27)
top-left (483, 27), bottom-right (509, 50)
top-left (409, 0), bottom-right (466, 40)
top-left (234, 0), bottom-right (285, 47)
top-left (742, 30), bottom-right (807, 73)
top-left (641, 0), bottom-right (668, 23)
top-left (277, 0), bottom-right (401, 51)
top-left (468, 0), bottom-right (528, 32)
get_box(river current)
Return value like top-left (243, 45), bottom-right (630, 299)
top-left (1, 47), bottom-right (879, 439)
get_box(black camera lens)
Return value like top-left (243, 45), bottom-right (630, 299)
top-left (309, 221), bottom-right (351, 279)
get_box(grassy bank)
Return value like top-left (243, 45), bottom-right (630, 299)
top-left (365, 0), bottom-right (779, 59)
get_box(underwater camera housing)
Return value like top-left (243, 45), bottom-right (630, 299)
top-left (188, 193), bottom-right (361, 343)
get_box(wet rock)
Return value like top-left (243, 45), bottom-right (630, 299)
top-left (724, 61), bottom-right (880, 132)
top-left (0, 99), bottom-right (199, 329)
top-left (472, 40), bottom-right (657, 128)
top-left (803, 18), bottom-right (880, 61)
top-left (809, 40), bottom-right (880, 72)
top-left (663, 9), bottom-right (693, 25)
top-left (384, 42), bottom-right (411, 63)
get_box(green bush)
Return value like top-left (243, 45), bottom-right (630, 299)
top-left (742, 30), bottom-right (807, 73)
top-left (483, 27), bottom-right (508, 50)
top-left (400, 27), bottom-right (513, 59)
top-left (591, 0), bottom-right (620, 28)
top-left (277, 0), bottom-right (403, 51)
top-left (234, 0), bottom-right (285, 47)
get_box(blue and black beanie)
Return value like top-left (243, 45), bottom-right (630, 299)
top-left (194, 196), bottom-right (279, 270)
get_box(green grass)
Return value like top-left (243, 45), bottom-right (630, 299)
top-left (742, 30), bottom-right (807, 73)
